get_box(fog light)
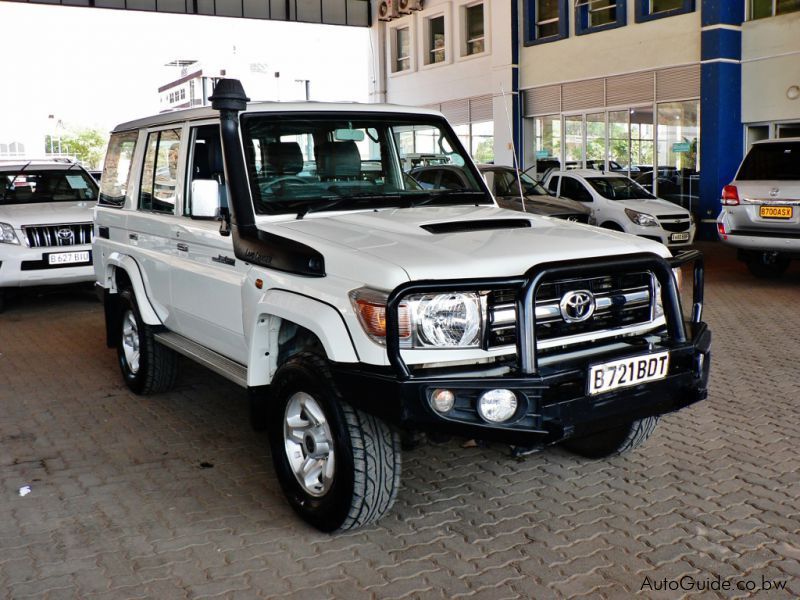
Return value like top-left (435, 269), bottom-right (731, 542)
top-left (430, 389), bottom-right (455, 413)
top-left (477, 389), bottom-right (518, 423)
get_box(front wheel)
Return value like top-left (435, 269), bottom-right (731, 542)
top-left (268, 353), bottom-right (401, 532)
top-left (116, 288), bottom-right (177, 395)
top-left (561, 417), bottom-right (659, 458)
top-left (745, 251), bottom-right (790, 279)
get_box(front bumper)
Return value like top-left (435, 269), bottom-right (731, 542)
top-left (0, 243), bottom-right (94, 287)
top-left (334, 250), bottom-right (709, 446)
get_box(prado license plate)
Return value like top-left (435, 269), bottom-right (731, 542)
top-left (47, 251), bottom-right (90, 265)
top-left (588, 351), bottom-right (670, 396)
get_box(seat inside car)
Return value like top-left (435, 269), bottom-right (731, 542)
top-left (315, 141), bottom-right (361, 181)
top-left (265, 141), bottom-right (304, 177)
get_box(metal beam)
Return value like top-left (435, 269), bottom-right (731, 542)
top-left (4, 0), bottom-right (371, 26)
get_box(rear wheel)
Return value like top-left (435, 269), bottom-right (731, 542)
top-left (745, 251), bottom-right (790, 279)
top-left (268, 353), bottom-right (401, 532)
top-left (562, 417), bottom-right (659, 458)
top-left (117, 288), bottom-right (177, 394)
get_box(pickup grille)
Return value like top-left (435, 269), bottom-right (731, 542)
top-left (659, 220), bottom-right (691, 233)
top-left (487, 272), bottom-right (655, 351)
top-left (23, 223), bottom-right (93, 248)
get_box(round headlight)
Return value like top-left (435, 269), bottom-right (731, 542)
top-left (416, 293), bottom-right (481, 347)
top-left (477, 389), bottom-right (518, 423)
top-left (430, 389), bottom-right (455, 413)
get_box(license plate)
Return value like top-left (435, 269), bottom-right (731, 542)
top-left (588, 351), bottom-right (670, 396)
top-left (759, 205), bottom-right (793, 219)
top-left (48, 251), bottom-right (90, 265)
top-left (670, 232), bottom-right (690, 242)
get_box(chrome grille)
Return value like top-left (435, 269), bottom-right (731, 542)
top-left (487, 272), bottom-right (656, 351)
top-left (23, 223), bottom-right (93, 248)
top-left (659, 220), bottom-right (691, 233)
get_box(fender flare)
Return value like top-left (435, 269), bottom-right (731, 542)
top-left (246, 289), bottom-right (359, 386)
top-left (104, 253), bottom-right (162, 325)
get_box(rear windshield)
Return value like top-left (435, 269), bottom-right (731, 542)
top-left (738, 142), bottom-right (800, 181)
top-left (2, 169), bottom-right (98, 205)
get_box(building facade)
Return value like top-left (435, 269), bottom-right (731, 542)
top-left (369, 0), bottom-right (800, 236)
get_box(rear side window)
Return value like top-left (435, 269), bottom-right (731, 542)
top-left (99, 131), bottom-right (138, 208)
top-left (548, 176), bottom-right (559, 194)
top-left (738, 142), bottom-right (800, 181)
top-left (139, 129), bottom-right (182, 214)
top-left (560, 177), bottom-right (592, 202)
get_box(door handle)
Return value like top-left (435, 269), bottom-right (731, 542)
top-left (129, 233), bottom-right (138, 241)
top-left (176, 242), bottom-right (189, 252)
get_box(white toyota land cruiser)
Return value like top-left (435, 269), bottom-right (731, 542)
top-left (93, 80), bottom-right (711, 532)
top-left (1, 159), bottom-right (97, 311)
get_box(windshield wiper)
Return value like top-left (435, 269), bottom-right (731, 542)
top-left (1, 161), bottom-right (32, 201)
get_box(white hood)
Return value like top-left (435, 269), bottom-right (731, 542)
top-left (272, 205), bottom-right (670, 282)
top-left (0, 200), bottom-right (95, 228)
top-left (615, 198), bottom-right (690, 216)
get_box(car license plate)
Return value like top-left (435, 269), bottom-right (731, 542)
top-left (759, 205), bottom-right (793, 219)
top-left (48, 251), bottom-right (90, 265)
top-left (670, 232), bottom-right (690, 242)
top-left (588, 351), bottom-right (670, 396)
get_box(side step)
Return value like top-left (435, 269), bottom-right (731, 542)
top-left (154, 331), bottom-right (248, 388)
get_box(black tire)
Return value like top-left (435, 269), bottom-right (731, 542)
top-left (268, 353), bottom-right (401, 532)
top-left (745, 252), bottom-right (790, 279)
top-left (562, 416), bottom-right (659, 459)
top-left (116, 288), bottom-right (177, 395)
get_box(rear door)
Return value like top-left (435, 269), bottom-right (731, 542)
top-left (734, 141), bottom-right (800, 231)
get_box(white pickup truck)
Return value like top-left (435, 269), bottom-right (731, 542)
top-left (93, 79), bottom-right (710, 532)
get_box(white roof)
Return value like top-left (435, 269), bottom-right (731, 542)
top-left (553, 169), bottom-right (630, 178)
top-left (113, 101), bottom-right (444, 133)
top-left (0, 159), bottom-right (83, 172)
top-left (752, 137), bottom-right (800, 145)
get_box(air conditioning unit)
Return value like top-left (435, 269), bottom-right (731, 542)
top-left (398, 0), bottom-right (423, 13)
top-left (377, 0), bottom-right (399, 21)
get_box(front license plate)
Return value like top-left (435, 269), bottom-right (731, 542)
top-left (48, 251), bottom-right (90, 265)
top-left (588, 351), bottom-right (670, 396)
top-left (759, 205), bottom-right (793, 219)
top-left (670, 232), bottom-right (690, 242)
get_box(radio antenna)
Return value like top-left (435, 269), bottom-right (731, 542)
top-left (500, 84), bottom-right (526, 213)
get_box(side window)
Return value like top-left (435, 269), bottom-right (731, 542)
top-left (561, 177), bottom-right (593, 202)
top-left (99, 131), bottom-right (138, 208)
top-left (547, 176), bottom-right (560, 194)
top-left (139, 128), bottom-right (181, 214)
top-left (185, 124), bottom-right (225, 217)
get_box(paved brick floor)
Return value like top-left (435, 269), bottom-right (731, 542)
top-left (0, 242), bottom-right (798, 599)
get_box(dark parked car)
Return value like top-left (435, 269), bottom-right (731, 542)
top-left (409, 164), bottom-right (594, 224)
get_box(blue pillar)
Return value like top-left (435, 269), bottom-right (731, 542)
top-left (699, 1), bottom-right (744, 238)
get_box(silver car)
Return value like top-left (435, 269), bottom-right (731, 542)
top-left (717, 138), bottom-right (800, 278)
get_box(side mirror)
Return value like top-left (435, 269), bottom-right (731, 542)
top-left (191, 179), bottom-right (221, 219)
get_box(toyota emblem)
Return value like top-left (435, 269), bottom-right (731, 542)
top-left (770, 188), bottom-right (780, 198)
top-left (559, 290), bottom-right (596, 323)
top-left (57, 228), bottom-right (75, 243)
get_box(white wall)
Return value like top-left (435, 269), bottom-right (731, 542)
top-left (518, 4), bottom-right (701, 89)
top-left (742, 11), bottom-right (800, 124)
top-left (368, 0), bottom-right (514, 165)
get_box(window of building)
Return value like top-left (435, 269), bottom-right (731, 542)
top-left (465, 3), bottom-right (485, 55)
top-left (395, 27), bottom-right (411, 72)
top-left (655, 100), bottom-right (700, 211)
top-left (535, 0), bottom-right (564, 39)
top-left (635, 0), bottom-right (693, 22)
top-left (576, 0), bottom-right (627, 33)
top-left (750, 0), bottom-right (800, 18)
top-left (534, 115), bottom-right (562, 175)
top-left (139, 129), bottom-right (181, 214)
top-left (428, 16), bottom-right (446, 64)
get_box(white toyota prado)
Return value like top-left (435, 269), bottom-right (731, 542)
top-left (93, 80), bottom-right (711, 532)
top-left (1, 159), bottom-right (97, 311)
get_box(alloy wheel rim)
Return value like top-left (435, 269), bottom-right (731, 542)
top-left (283, 391), bottom-right (335, 497)
top-left (121, 310), bottom-right (140, 374)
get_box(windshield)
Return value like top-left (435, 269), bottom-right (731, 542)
top-left (240, 113), bottom-right (489, 216)
top-left (585, 177), bottom-right (655, 201)
top-left (2, 169), bottom-right (98, 205)
top-left (738, 142), bottom-right (800, 181)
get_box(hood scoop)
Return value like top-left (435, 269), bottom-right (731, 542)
top-left (421, 218), bottom-right (532, 235)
